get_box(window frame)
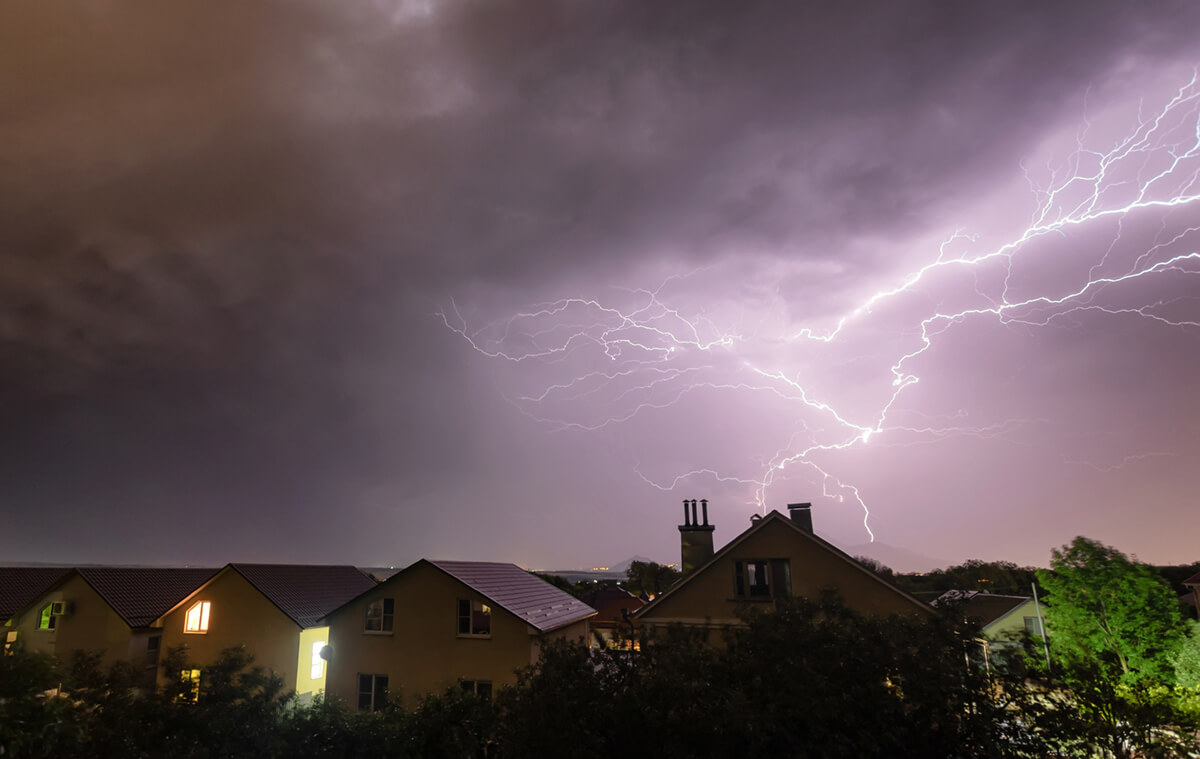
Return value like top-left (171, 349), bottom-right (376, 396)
top-left (364, 597), bottom-right (395, 634)
top-left (357, 673), bottom-right (389, 711)
top-left (38, 604), bottom-right (57, 631)
top-left (460, 678), bottom-right (493, 701)
top-left (733, 558), bottom-right (791, 601)
top-left (457, 598), bottom-right (492, 638)
top-left (184, 600), bottom-right (211, 634)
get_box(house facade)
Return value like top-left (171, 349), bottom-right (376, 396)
top-left (155, 564), bottom-right (375, 699)
top-left (634, 502), bottom-right (930, 638)
top-left (5, 567), bottom-right (217, 676)
top-left (323, 560), bottom-right (595, 709)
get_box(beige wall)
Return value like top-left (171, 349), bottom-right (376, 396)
top-left (326, 562), bottom-right (588, 708)
top-left (157, 568), bottom-right (305, 693)
top-left (984, 599), bottom-right (1041, 644)
top-left (9, 574), bottom-right (151, 671)
top-left (640, 518), bottom-right (929, 633)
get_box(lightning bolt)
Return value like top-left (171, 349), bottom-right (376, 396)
top-left (437, 73), bottom-right (1200, 541)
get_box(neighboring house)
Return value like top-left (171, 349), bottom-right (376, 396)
top-left (578, 585), bottom-right (645, 649)
top-left (933, 590), bottom-right (1044, 666)
top-left (1, 567), bottom-right (73, 653)
top-left (1185, 572), bottom-right (1200, 617)
top-left (154, 564), bottom-right (375, 700)
top-left (322, 560), bottom-right (596, 709)
top-left (5, 567), bottom-right (217, 675)
top-left (633, 502), bottom-right (930, 639)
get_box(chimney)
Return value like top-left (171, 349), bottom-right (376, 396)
top-left (678, 498), bottom-right (715, 575)
top-left (787, 502), bottom-right (813, 533)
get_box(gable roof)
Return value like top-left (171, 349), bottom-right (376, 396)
top-left (428, 560), bottom-right (596, 633)
top-left (634, 511), bottom-right (930, 618)
top-left (76, 567), bottom-right (220, 627)
top-left (0, 567), bottom-right (72, 623)
top-left (227, 564), bottom-right (377, 629)
top-left (932, 591), bottom-right (1032, 629)
top-left (1184, 571), bottom-right (1200, 587)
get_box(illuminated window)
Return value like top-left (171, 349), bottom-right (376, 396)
top-left (457, 599), bottom-right (491, 637)
top-left (180, 669), bottom-right (202, 702)
top-left (185, 601), bottom-right (211, 633)
top-left (311, 641), bottom-right (325, 679)
top-left (460, 679), bottom-right (493, 701)
top-left (357, 673), bottom-right (388, 711)
top-left (39, 604), bottom-right (56, 630)
top-left (364, 598), bottom-right (394, 633)
top-left (4, 630), bottom-right (17, 654)
top-left (734, 559), bottom-right (791, 600)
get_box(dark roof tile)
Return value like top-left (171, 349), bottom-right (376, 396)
top-left (430, 560), bottom-right (596, 633)
top-left (230, 564), bottom-right (377, 628)
top-left (0, 567), bottom-right (72, 622)
top-left (78, 568), bottom-right (219, 628)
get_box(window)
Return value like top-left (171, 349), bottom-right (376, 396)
top-left (357, 673), bottom-right (388, 711)
top-left (1024, 616), bottom-right (1044, 637)
top-left (734, 559), bottom-right (791, 600)
top-left (146, 635), bottom-right (162, 668)
top-left (311, 641), bottom-right (325, 679)
top-left (457, 599), bottom-right (491, 637)
top-left (4, 630), bottom-right (17, 654)
top-left (184, 601), bottom-right (211, 633)
top-left (39, 604), bottom-right (56, 630)
top-left (180, 669), bottom-right (201, 702)
top-left (365, 598), bottom-right (394, 633)
top-left (460, 679), bottom-right (493, 701)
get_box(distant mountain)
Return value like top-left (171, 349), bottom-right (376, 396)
top-left (842, 542), bottom-right (949, 574)
top-left (608, 555), bottom-right (657, 573)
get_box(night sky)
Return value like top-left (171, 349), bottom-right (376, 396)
top-left (3, 1), bottom-right (1200, 572)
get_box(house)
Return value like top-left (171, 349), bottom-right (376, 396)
top-left (932, 590), bottom-right (1045, 667)
top-left (633, 501), bottom-right (930, 638)
top-left (4, 567), bottom-right (217, 675)
top-left (1184, 572), bottom-right (1200, 617)
top-left (578, 585), bottom-right (645, 649)
top-left (322, 560), bottom-right (596, 709)
top-left (2, 567), bottom-right (74, 654)
top-left (154, 563), bottom-right (375, 700)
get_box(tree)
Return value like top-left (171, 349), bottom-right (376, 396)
top-left (1037, 536), bottom-right (1183, 685)
top-left (624, 560), bottom-right (681, 596)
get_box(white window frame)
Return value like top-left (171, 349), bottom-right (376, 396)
top-left (184, 601), bottom-right (211, 633)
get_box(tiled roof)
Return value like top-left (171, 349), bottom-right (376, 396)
top-left (1183, 571), bottom-right (1200, 586)
top-left (78, 567), bottom-right (219, 627)
top-left (230, 564), bottom-right (377, 629)
top-left (0, 567), bottom-right (72, 622)
top-left (933, 590), bottom-right (1031, 628)
top-left (430, 561), bottom-right (596, 633)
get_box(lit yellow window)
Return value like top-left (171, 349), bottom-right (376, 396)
top-left (185, 601), bottom-right (211, 633)
top-left (180, 669), bottom-right (201, 702)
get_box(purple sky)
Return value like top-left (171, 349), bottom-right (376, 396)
top-left (2, 1), bottom-right (1200, 572)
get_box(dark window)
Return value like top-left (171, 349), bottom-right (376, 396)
top-left (358, 673), bottom-right (388, 711)
top-left (460, 679), bottom-right (493, 701)
top-left (146, 635), bottom-right (162, 668)
top-left (365, 598), bottom-right (394, 632)
top-left (734, 559), bottom-right (791, 599)
top-left (457, 599), bottom-right (492, 636)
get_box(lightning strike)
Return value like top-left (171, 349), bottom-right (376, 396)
top-left (438, 74), bottom-right (1200, 543)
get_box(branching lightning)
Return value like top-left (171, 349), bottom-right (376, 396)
top-left (437, 74), bottom-right (1200, 542)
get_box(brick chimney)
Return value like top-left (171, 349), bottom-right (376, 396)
top-left (678, 498), bottom-right (716, 575)
top-left (787, 502), bottom-right (813, 533)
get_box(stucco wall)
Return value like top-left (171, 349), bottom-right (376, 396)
top-left (10, 574), bottom-right (139, 670)
top-left (157, 569), bottom-right (303, 692)
top-left (640, 517), bottom-right (928, 632)
top-left (326, 562), bottom-right (572, 708)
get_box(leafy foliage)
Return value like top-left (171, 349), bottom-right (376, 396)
top-left (624, 560), bottom-right (681, 596)
top-left (1038, 536), bottom-right (1183, 685)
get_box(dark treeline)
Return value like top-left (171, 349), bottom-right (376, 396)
top-left (4, 592), bottom-right (1198, 759)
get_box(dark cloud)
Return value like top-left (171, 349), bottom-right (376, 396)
top-left (1, 0), bottom-right (1199, 568)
